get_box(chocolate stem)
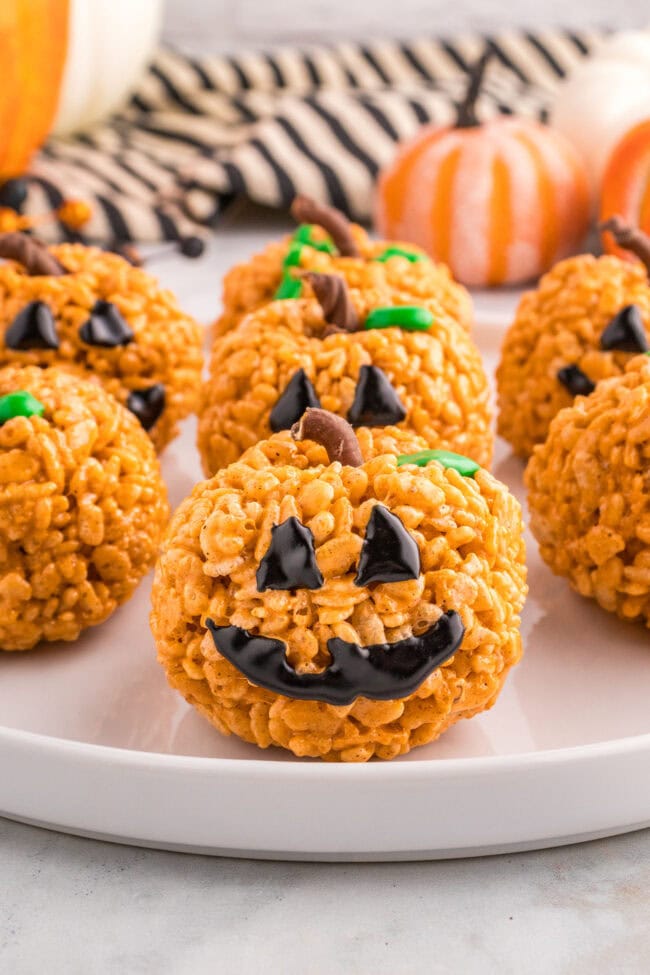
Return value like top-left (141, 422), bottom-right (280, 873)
top-left (302, 272), bottom-right (360, 335)
top-left (291, 408), bottom-right (363, 467)
top-left (290, 194), bottom-right (360, 257)
top-left (599, 216), bottom-right (650, 278)
top-left (0, 232), bottom-right (65, 276)
top-left (456, 48), bottom-right (494, 129)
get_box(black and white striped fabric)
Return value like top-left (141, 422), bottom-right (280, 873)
top-left (26, 28), bottom-right (603, 244)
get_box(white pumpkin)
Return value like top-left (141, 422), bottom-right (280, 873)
top-left (550, 31), bottom-right (650, 191)
top-left (53, 0), bottom-right (163, 136)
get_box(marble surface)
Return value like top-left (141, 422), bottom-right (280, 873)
top-left (2, 209), bottom-right (649, 971)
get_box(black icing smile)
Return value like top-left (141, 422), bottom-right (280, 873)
top-left (205, 611), bottom-right (465, 705)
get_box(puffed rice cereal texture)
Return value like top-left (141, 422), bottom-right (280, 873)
top-left (151, 425), bottom-right (527, 762)
top-left (497, 254), bottom-right (650, 457)
top-left (198, 294), bottom-right (492, 476)
top-left (0, 365), bottom-right (169, 651)
top-left (0, 243), bottom-right (203, 451)
top-left (526, 354), bottom-right (650, 626)
top-left (213, 224), bottom-right (473, 338)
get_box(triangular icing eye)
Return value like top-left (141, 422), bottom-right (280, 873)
top-left (256, 517), bottom-right (324, 592)
top-left (5, 301), bottom-right (59, 350)
top-left (557, 364), bottom-right (595, 396)
top-left (347, 365), bottom-right (406, 427)
top-left (354, 504), bottom-right (420, 587)
top-left (79, 300), bottom-right (134, 347)
top-left (600, 305), bottom-right (649, 353)
top-left (269, 369), bottom-right (321, 432)
top-left (127, 384), bottom-right (165, 431)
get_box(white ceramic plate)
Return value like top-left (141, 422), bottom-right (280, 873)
top-left (0, 229), bottom-right (649, 860)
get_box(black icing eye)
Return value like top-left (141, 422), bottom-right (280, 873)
top-left (355, 504), bottom-right (420, 587)
top-left (600, 305), bottom-right (649, 353)
top-left (127, 384), bottom-right (165, 431)
top-left (347, 365), bottom-right (406, 427)
top-left (5, 301), bottom-right (59, 350)
top-left (256, 516), bottom-right (324, 592)
top-left (79, 300), bottom-right (134, 347)
top-left (557, 364), bottom-right (595, 397)
top-left (269, 368), bottom-right (320, 432)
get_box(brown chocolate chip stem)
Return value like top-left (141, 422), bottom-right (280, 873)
top-left (456, 47), bottom-right (494, 129)
top-left (0, 232), bottom-right (65, 276)
top-left (291, 408), bottom-right (363, 467)
top-left (290, 194), bottom-right (360, 257)
top-left (302, 272), bottom-right (360, 335)
top-left (600, 216), bottom-right (650, 278)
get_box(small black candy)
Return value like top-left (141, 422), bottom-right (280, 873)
top-left (5, 301), bottom-right (59, 350)
top-left (269, 369), bottom-right (321, 431)
top-left (127, 384), bottom-right (165, 431)
top-left (0, 178), bottom-right (28, 212)
top-left (347, 365), bottom-right (406, 427)
top-left (355, 504), bottom-right (421, 587)
top-left (79, 300), bottom-right (134, 347)
top-left (256, 517), bottom-right (324, 592)
top-left (557, 364), bottom-right (595, 397)
top-left (179, 236), bottom-right (205, 258)
top-left (600, 305), bottom-right (649, 353)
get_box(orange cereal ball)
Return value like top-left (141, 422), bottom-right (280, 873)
top-left (0, 365), bottom-right (169, 651)
top-left (497, 252), bottom-right (650, 458)
top-left (198, 274), bottom-right (492, 476)
top-left (526, 355), bottom-right (650, 626)
top-left (213, 195), bottom-right (473, 338)
top-left (0, 232), bottom-right (203, 451)
top-left (152, 412), bottom-right (527, 762)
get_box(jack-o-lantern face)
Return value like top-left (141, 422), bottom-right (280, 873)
top-left (497, 221), bottom-right (650, 458)
top-left (0, 232), bottom-right (202, 451)
top-left (198, 273), bottom-right (492, 476)
top-left (213, 194), bottom-right (474, 340)
top-left (152, 410), bottom-right (527, 761)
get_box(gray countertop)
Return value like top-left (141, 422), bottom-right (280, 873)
top-left (1, 818), bottom-right (649, 974)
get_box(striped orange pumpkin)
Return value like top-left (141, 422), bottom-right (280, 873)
top-left (600, 119), bottom-right (650, 260)
top-left (376, 117), bottom-right (591, 287)
top-left (0, 0), bottom-right (70, 180)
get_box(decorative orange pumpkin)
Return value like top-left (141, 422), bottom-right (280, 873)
top-left (375, 53), bottom-right (591, 287)
top-left (600, 119), bottom-right (650, 260)
top-left (0, 0), bottom-right (162, 183)
top-left (0, 0), bottom-right (69, 180)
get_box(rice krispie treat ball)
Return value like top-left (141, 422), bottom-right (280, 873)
top-left (152, 410), bottom-right (527, 762)
top-left (0, 232), bottom-right (203, 451)
top-left (526, 354), bottom-right (650, 626)
top-left (497, 220), bottom-right (650, 458)
top-left (199, 273), bottom-right (492, 476)
top-left (0, 365), bottom-right (169, 651)
top-left (213, 195), bottom-right (473, 338)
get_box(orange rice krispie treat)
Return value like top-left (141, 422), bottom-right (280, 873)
top-left (198, 273), bottom-right (492, 476)
top-left (0, 365), bottom-right (169, 651)
top-left (526, 354), bottom-right (650, 627)
top-left (0, 232), bottom-right (203, 451)
top-left (497, 221), bottom-right (650, 458)
top-left (213, 195), bottom-right (473, 338)
top-left (152, 411), bottom-right (527, 762)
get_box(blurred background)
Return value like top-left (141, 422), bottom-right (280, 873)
top-left (163, 0), bottom-right (649, 52)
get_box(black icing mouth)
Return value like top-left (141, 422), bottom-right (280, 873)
top-left (205, 611), bottom-right (465, 705)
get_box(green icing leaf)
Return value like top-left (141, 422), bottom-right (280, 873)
top-left (0, 390), bottom-right (45, 425)
top-left (292, 224), bottom-right (336, 254)
top-left (283, 243), bottom-right (304, 268)
top-left (397, 449), bottom-right (480, 478)
top-left (374, 246), bottom-right (426, 263)
top-left (365, 306), bottom-right (434, 332)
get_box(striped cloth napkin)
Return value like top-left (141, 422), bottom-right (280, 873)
top-left (24, 27), bottom-right (603, 244)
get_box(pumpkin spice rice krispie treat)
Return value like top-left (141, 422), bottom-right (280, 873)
top-left (0, 365), bottom-right (169, 651)
top-left (497, 219), bottom-right (650, 458)
top-left (0, 232), bottom-right (203, 451)
top-left (152, 411), bottom-right (527, 762)
top-left (213, 195), bottom-right (473, 338)
top-left (526, 354), bottom-right (650, 626)
top-left (198, 273), bottom-right (492, 476)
